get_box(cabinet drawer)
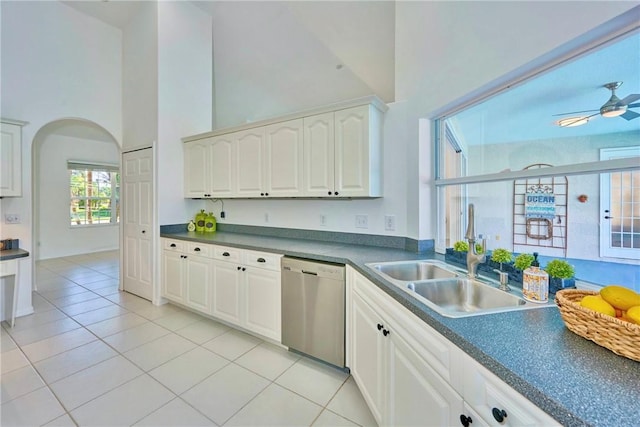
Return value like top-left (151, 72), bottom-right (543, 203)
top-left (213, 245), bottom-right (243, 263)
top-left (462, 354), bottom-right (559, 426)
top-left (163, 239), bottom-right (185, 252)
top-left (244, 250), bottom-right (282, 271)
top-left (187, 242), bottom-right (213, 258)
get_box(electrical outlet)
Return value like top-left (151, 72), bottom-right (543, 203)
top-left (5, 214), bottom-right (20, 224)
top-left (320, 214), bottom-right (327, 226)
top-left (355, 215), bottom-right (368, 229)
top-left (384, 215), bottom-right (396, 231)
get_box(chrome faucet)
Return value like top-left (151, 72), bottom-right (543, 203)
top-left (464, 203), bottom-right (486, 279)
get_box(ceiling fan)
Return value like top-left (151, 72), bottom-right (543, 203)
top-left (554, 82), bottom-right (640, 127)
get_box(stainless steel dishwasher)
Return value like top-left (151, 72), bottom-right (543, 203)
top-left (281, 257), bottom-right (346, 368)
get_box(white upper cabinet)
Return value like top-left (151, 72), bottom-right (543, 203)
top-left (264, 119), bottom-right (304, 197)
top-left (183, 96), bottom-right (386, 199)
top-left (210, 134), bottom-right (236, 197)
top-left (303, 112), bottom-right (335, 197)
top-left (0, 119), bottom-right (26, 197)
top-left (235, 128), bottom-right (265, 197)
top-left (184, 137), bottom-right (213, 198)
top-left (335, 105), bottom-right (381, 197)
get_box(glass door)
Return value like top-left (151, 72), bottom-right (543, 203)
top-left (600, 147), bottom-right (640, 260)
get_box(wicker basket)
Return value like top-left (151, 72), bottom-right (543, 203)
top-left (555, 289), bottom-right (640, 362)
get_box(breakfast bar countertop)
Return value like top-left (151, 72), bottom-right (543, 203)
top-left (161, 229), bottom-right (640, 427)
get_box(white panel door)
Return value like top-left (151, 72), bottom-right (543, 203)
top-left (600, 146), bottom-right (640, 260)
top-left (122, 148), bottom-right (154, 301)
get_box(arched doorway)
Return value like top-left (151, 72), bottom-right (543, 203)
top-left (32, 118), bottom-right (121, 262)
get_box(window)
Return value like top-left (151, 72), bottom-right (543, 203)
top-left (433, 25), bottom-right (640, 289)
top-left (69, 161), bottom-right (120, 226)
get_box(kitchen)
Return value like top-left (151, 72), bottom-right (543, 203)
top-left (2, 1), bottom-right (640, 426)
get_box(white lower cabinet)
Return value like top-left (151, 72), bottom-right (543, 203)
top-left (162, 240), bottom-right (213, 313)
top-left (212, 250), bottom-right (282, 341)
top-left (350, 273), bottom-right (463, 426)
top-left (347, 266), bottom-right (559, 427)
top-left (211, 259), bottom-right (243, 325)
top-left (159, 240), bottom-right (283, 342)
top-left (462, 353), bottom-right (560, 426)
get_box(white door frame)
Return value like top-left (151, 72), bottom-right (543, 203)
top-left (599, 146), bottom-right (640, 260)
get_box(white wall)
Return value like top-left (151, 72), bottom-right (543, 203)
top-left (157, 1), bottom-right (213, 225)
top-left (202, 1), bottom-right (638, 241)
top-left (396, 1), bottom-right (639, 241)
top-left (122, 1), bottom-right (158, 151)
top-left (0, 0), bottom-right (122, 316)
top-left (37, 134), bottom-right (120, 259)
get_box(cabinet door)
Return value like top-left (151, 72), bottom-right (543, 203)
top-left (0, 122), bottom-right (22, 197)
top-left (212, 260), bottom-right (243, 325)
top-left (185, 255), bottom-right (213, 313)
top-left (162, 251), bottom-right (185, 303)
top-left (387, 326), bottom-right (464, 426)
top-left (264, 119), bottom-right (303, 197)
top-left (334, 105), bottom-right (370, 197)
top-left (184, 138), bottom-right (212, 198)
top-left (244, 268), bottom-right (281, 341)
top-left (235, 128), bottom-right (265, 197)
top-left (210, 134), bottom-right (236, 197)
top-left (350, 292), bottom-right (385, 424)
top-left (303, 113), bottom-right (335, 197)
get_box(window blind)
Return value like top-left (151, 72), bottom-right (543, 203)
top-left (67, 161), bottom-right (119, 172)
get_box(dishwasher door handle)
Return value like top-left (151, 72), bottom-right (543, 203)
top-left (302, 270), bottom-right (318, 276)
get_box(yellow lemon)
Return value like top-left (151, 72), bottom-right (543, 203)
top-left (627, 306), bottom-right (640, 325)
top-left (580, 295), bottom-right (615, 317)
top-left (600, 286), bottom-right (640, 311)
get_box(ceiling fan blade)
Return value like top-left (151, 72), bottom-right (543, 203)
top-left (627, 102), bottom-right (640, 109)
top-left (620, 110), bottom-right (640, 121)
top-left (617, 93), bottom-right (640, 106)
top-left (552, 109), bottom-right (599, 117)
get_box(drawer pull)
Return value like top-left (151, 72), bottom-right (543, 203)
top-left (257, 257), bottom-right (266, 263)
top-left (194, 247), bottom-right (201, 252)
top-left (222, 252), bottom-right (230, 257)
top-left (170, 243), bottom-right (176, 248)
top-left (459, 414), bottom-right (472, 427)
top-left (492, 408), bottom-right (507, 423)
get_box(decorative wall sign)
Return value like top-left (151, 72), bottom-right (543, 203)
top-left (513, 164), bottom-right (568, 256)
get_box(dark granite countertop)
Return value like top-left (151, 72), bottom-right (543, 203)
top-left (0, 248), bottom-right (30, 262)
top-left (161, 230), bottom-right (640, 427)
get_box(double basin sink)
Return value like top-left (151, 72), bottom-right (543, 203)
top-left (366, 260), bottom-right (553, 318)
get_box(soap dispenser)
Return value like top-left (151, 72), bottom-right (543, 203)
top-left (522, 252), bottom-right (548, 303)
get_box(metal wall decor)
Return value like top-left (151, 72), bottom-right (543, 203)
top-left (513, 164), bottom-right (568, 256)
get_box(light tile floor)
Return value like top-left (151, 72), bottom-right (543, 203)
top-left (1, 250), bottom-right (377, 427)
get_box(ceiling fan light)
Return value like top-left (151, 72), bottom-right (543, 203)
top-left (557, 116), bottom-right (589, 127)
top-left (600, 104), bottom-right (627, 117)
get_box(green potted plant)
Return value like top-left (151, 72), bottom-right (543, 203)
top-left (490, 248), bottom-right (513, 271)
top-left (445, 240), bottom-right (484, 267)
top-left (453, 240), bottom-right (469, 252)
top-left (544, 259), bottom-right (576, 293)
top-left (514, 253), bottom-right (535, 271)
